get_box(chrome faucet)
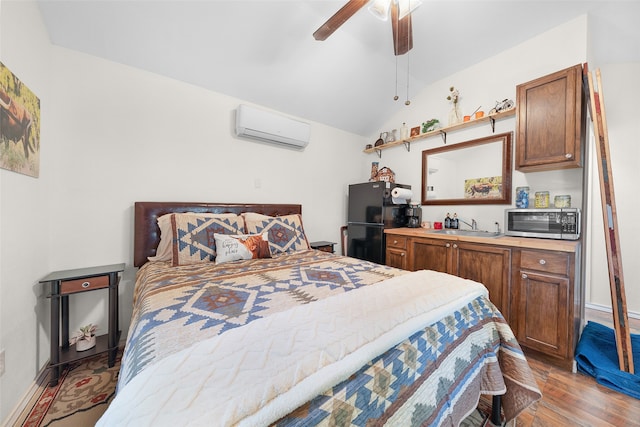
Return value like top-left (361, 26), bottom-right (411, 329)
top-left (459, 218), bottom-right (478, 230)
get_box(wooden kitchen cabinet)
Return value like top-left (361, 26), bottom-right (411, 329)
top-left (515, 64), bottom-right (585, 171)
top-left (408, 237), bottom-right (511, 317)
top-left (384, 228), bottom-right (582, 370)
top-left (512, 248), bottom-right (578, 370)
top-left (385, 235), bottom-right (408, 270)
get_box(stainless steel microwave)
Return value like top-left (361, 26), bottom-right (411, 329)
top-left (505, 208), bottom-right (580, 240)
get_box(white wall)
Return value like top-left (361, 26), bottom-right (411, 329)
top-left (1, 1), bottom-right (369, 422)
top-left (586, 63), bottom-right (640, 313)
top-left (0, 0), bottom-right (53, 420)
top-left (367, 16), bottom-right (588, 233)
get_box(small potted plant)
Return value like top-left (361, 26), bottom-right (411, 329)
top-left (70, 323), bottom-right (97, 351)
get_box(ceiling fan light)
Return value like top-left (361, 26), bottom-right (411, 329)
top-left (368, 0), bottom-right (391, 21)
top-left (398, 0), bottom-right (422, 20)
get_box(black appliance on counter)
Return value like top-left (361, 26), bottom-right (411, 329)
top-left (347, 181), bottom-right (410, 264)
top-left (406, 204), bottom-right (422, 228)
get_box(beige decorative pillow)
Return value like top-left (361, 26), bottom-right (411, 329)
top-left (242, 212), bottom-right (310, 255)
top-left (149, 213), bottom-right (241, 262)
top-left (214, 232), bottom-right (272, 264)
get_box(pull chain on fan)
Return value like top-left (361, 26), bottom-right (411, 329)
top-left (405, 50), bottom-right (411, 105)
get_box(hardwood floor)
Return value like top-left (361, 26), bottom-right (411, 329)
top-left (512, 308), bottom-right (640, 426)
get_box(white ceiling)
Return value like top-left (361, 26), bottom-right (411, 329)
top-left (35, 0), bottom-right (640, 136)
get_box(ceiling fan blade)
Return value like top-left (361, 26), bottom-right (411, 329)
top-left (391, 2), bottom-right (413, 55)
top-left (313, 0), bottom-right (369, 41)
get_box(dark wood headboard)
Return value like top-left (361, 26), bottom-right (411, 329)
top-left (134, 202), bottom-right (302, 267)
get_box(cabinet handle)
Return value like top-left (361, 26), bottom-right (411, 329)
top-left (446, 243), bottom-right (451, 248)
top-left (81, 281), bottom-right (91, 288)
top-left (565, 153), bottom-right (572, 159)
top-left (393, 240), bottom-right (398, 244)
top-left (453, 244), bottom-right (458, 249)
top-left (539, 259), bottom-right (546, 265)
top-left (400, 253), bottom-right (405, 257)
top-left (521, 273), bottom-right (528, 279)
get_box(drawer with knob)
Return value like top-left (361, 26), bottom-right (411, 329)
top-left (60, 275), bottom-right (110, 295)
top-left (520, 249), bottom-right (569, 276)
top-left (387, 236), bottom-right (407, 250)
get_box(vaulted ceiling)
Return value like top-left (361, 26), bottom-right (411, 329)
top-left (36, 0), bottom-right (640, 136)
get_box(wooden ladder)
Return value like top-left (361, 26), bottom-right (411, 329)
top-left (586, 67), bottom-right (634, 373)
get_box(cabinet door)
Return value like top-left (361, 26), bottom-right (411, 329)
top-left (410, 238), bottom-right (450, 273)
top-left (515, 270), bottom-right (570, 358)
top-left (386, 248), bottom-right (407, 270)
top-left (454, 242), bottom-right (511, 318)
top-left (516, 64), bottom-right (583, 171)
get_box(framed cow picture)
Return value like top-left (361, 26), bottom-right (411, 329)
top-left (0, 62), bottom-right (41, 178)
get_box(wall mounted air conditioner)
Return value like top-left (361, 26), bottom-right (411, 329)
top-left (235, 104), bottom-right (310, 150)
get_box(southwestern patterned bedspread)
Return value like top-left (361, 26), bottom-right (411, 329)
top-left (99, 250), bottom-right (540, 426)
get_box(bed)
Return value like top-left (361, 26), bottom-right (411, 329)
top-left (97, 202), bottom-right (541, 426)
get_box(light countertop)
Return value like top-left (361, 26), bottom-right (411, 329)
top-left (385, 227), bottom-right (580, 253)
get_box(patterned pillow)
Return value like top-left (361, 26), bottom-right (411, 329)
top-left (243, 212), bottom-right (310, 255)
top-left (170, 214), bottom-right (245, 266)
top-left (149, 212), bottom-right (241, 262)
top-left (214, 233), bottom-right (272, 264)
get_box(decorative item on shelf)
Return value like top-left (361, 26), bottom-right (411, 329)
top-left (374, 132), bottom-right (386, 147)
top-left (370, 162), bottom-right (379, 181)
top-left (515, 186), bottom-right (530, 208)
top-left (421, 118), bottom-right (439, 133)
top-left (446, 86), bottom-right (462, 125)
top-left (373, 166), bottom-right (395, 183)
top-left (400, 122), bottom-right (409, 140)
top-left (386, 129), bottom-right (397, 143)
top-left (365, 144), bottom-right (373, 150)
top-left (70, 323), bottom-right (97, 352)
top-left (488, 98), bottom-right (515, 114)
top-left (534, 191), bottom-right (550, 208)
top-left (554, 194), bottom-right (571, 208)
top-left (475, 110), bottom-right (485, 119)
top-left (468, 106), bottom-right (481, 120)
top-left (410, 126), bottom-right (420, 137)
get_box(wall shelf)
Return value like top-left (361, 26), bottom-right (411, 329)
top-left (364, 108), bottom-right (516, 158)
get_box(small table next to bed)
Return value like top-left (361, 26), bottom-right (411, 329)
top-left (41, 263), bottom-right (125, 386)
top-left (310, 241), bottom-right (336, 253)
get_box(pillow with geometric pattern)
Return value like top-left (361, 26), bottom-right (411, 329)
top-left (242, 212), bottom-right (310, 255)
top-left (149, 212), bottom-right (241, 263)
top-left (170, 213), bottom-right (245, 266)
top-left (214, 232), bottom-right (272, 264)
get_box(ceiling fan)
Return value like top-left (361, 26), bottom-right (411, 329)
top-left (313, 0), bottom-right (422, 56)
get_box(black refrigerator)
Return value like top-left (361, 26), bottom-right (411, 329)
top-left (347, 181), bottom-right (410, 265)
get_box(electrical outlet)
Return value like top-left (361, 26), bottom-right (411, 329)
top-left (0, 349), bottom-right (5, 377)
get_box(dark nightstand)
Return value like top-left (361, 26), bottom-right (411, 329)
top-left (310, 241), bottom-right (336, 253)
top-left (40, 263), bottom-right (125, 386)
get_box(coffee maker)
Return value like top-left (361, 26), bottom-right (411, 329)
top-left (406, 204), bottom-right (422, 228)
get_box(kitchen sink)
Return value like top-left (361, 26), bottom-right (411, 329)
top-left (428, 229), bottom-right (503, 238)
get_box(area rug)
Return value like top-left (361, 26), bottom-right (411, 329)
top-left (576, 321), bottom-right (640, 399)
top-left (18, 349), bottom-right (121, 427)
top-left (17, 347), bottom-right (501, 426)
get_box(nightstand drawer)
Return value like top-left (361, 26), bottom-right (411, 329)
top-left (520, 250), bottom-right (569, 276)
top-left (387, 236), bottom-right (407, 250)
top-left (61, 275), bottom-right (109, 294)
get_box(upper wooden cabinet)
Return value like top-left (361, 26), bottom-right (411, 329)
top-left (515, 64), bottom-right (585, 171)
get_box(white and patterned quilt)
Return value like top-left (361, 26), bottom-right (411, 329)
top-left (99, 250), bottom-right (540, 426)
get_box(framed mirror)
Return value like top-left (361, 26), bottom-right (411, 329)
top-left (421, 132), bottom-right (512, 205)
